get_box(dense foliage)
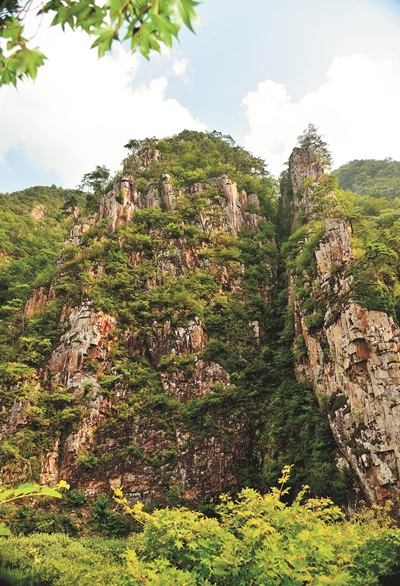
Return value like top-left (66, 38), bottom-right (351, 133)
top-left (0, 533), bottom-right (132, 585)
top-left (124, 130), bottom-right (278, 217)
top-left (1, 470), bottom-right (399, 585)
top-left (0, 186), bottom-right (84, 474)
top-left (332, 158), bottom-right (400, 316)
top-left (0, 481), bottom-right (65, 538)
top-left (0, 185), bottom-right (83, 309)
top-left (335, 184), bottom-right (400, 316)
top-left (116, 467), bottom-right (400, 585)
top-left (284, 160), bottom-right (400, 320)
top-left (0, 185), bottom-right (83, 361)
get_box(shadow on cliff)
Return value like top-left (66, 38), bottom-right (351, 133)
top-left (380, 572), bottom-right (400, 585)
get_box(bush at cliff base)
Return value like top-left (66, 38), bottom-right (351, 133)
top-left (1, 467), bottom-right (400, 585)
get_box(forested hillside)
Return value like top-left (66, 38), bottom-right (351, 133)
top-left (0, 185), bottom-right (84, 310)
top-left (0, 186), bottom-right (84, 421)
top-left (333, 162), bottom-right (400, 319)
top-left (335, 158), bottom-right (400, 200)
top-left (1, 132), bottom-right (400, 584)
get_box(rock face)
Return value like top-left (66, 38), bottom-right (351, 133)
top-left (290, 149), bottom-right (400, 510)
top-left (5, 138), bottom-right (400, 517)
top-left (9, 159), bottom-right (273, 506)
top-left (40, 305), bottom-right (249, 502)
top-left (24, 286), bottom-right (56, 318)
top-left (289, 147), bottom-right (324, 228)
top-left (98, 172), bottom-right (264, 236)
top-left (65, 220), bottom-right (96, 246)
top-left (48, 303), bottom-right (116, 393)
top-left (290, 147), bottom-right (324, 195)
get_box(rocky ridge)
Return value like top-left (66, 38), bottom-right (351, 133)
top-left (98, 170), bottom-right (264, 236)
top-left (290, 150), bottom-right (400, 509)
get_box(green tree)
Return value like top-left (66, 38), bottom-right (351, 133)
top-left (124, 138), bottom-right (154, 154)
top-left (79, 164), bottom-right (110, 193)
top-left (297, 123), bottom-right (333, 168)
top-left (62, 193), bottom-right (79, 216)
top-left (0, 0), bottom-right (199, 87)
top-left (79, 164), bottom-right (111, 211)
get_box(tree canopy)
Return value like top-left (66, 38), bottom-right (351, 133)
top-left (297, 123), bottom-right (333, 168)
top-left (0, 0), bottom-right (199, 87)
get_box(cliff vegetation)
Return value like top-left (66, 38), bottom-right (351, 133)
top-left (1, 130), bottom-right (400, 583)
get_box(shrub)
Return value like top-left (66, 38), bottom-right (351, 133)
top-left (352, 262), bottom-right (394, 314)
top-left (113, 467), bottom-right (400, 585)
top-left (0, 533), bottom-right (131, 585)
top-left (304, 310), bottom-right (325, 333)
top-left (92, 494), bottom-right (132, 538)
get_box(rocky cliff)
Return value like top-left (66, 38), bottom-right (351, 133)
top-left (0, 138), bottom-right (278, 505)
top-left (4, 132), bottom-right (400, 517)
top-left (289, 149), bottom-right (400, 510)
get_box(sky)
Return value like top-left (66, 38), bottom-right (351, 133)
top-left (1, 0), bottom-right (400, 192)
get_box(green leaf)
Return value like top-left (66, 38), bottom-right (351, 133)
top-left (175, 0), bottom-right (200, 33)
top-left (5, 47), bottom-right (47, 84)
top-left (13, 483), bottom-right (41, 497)
top-left (0, 522), bottom-right (11, 537)
top-left (0, 488), bottom-right (14, 502)
top-left (91, 26), bottom-right (119, 57)
top-left (1, 0), bottom-right (199, 86)
top-left (40, 486), bottom-right (63, 498)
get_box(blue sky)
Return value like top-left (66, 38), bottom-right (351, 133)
top-left (1, 0), bottom-right (400, 192)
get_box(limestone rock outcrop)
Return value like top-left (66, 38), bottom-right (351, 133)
top-left (291, 149), bottom-right (324, 227)
top-left (40, 307), bottom-right (248, 502)
top-left (24, 286), bottom-right (56, 318)
top-left (28, 164), bottom-right (269, 504)
top-left (97, 172), bottom-right (264, 236)
top-left (290, 147), bottom-right (324, 195)
top-left (48, 303), bottom-right (116, 393)
top-left (290, 149), bottom-right (400, 510)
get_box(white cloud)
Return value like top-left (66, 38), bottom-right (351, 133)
top-left (172, 58), bottom-right (189, 81)
top-left (0, 19), bottom-right (205, 188)
top-left (243, 54), bottom-right (400, 176)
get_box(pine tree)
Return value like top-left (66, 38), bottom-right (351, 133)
top-left (297, 123), bottom-right (333, 168)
